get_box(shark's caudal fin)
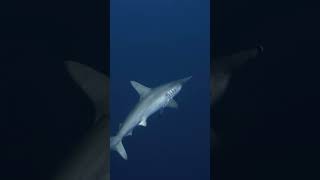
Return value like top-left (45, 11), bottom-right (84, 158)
top-left (110, 136), bottom-right (127, 160)
top-left (130, 81), bottom-right (151, 98)
top-left (65, 61), bottom-right (108, 123)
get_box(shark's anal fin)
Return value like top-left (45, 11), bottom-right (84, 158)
top-left (130, 81), bottom-right (151, 98)
top-left (139, 118), bottom-right (147, 127)
top-left (167, 99), bottom-right (178, 108)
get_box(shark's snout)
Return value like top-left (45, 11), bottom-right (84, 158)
top-left (179, 76), bottom-right (192, 84)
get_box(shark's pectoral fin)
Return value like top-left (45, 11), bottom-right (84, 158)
top-left (167, 99), bottom-right (178, 108)
top-left (130, 81), bottom-right (151, 98)
top-left (139, 118), bottom-right (147, 127)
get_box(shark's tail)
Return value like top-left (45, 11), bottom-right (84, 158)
top-left (110, 136), bottom-right (127, 160)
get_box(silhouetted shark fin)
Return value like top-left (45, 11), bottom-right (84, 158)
top-left (65, 61), bottom-right (108, 123)
top-left (130, 81), bottom-right (151, 98)
top-left (139, 118), bottom-right (147, 127)
top-left (216, 45), bottom-right (262, 73)
top-left (167, 99), bottom-right (178, 108)
top-left (114, 140), bottom-right (127, 160)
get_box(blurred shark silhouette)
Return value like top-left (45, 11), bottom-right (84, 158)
top-left (211, 45), bottom-right (263, 145)
top-left (53, 61), bottom-right (109, 180)
top-left (212, 45), bottom-right (263, 103)
top-left (53, 45), bottom-right (262, 179)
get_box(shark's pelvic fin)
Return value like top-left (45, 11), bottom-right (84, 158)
top-left (167, 99), bottom-right (178, 108)
top-left (65, 61), bottom-right (108, 123)
top-left (139, 118), bottom-right (147, 127)
top-left (130, 81), bottom-right (151, 98)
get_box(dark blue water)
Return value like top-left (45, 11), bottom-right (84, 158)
top-left (213, 2), bottom-right (320, 180)
top-left (110, 0), bottom-right (210, 179)
top-left (0, 2), bottom-right (107, 178)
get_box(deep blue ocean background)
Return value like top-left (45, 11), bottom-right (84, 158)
top-left (110, 0), bottom-right (210, 179)
top-left (213, 2), bottom-right (320, 180)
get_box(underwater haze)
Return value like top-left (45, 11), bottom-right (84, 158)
top-left (110, 0), bottom-right (210, 179)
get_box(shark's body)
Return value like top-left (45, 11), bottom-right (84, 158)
top-left (110, 76), bottom-right (191, 160)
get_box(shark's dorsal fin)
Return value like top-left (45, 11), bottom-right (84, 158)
top-left (65, 61), bottom-right (108, 123)
top-left (167, 99), bottom-right (178, 108)
top-left (130, 81), bottom-right (151, 98)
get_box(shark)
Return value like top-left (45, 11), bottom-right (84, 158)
top-left (212, 45), bottom-right (263, 103)
top-left (211, 45), bottom-right (263, 145)
top-left (110, 76), bottom-right (192, 160)
top-left (52, 45), bottom-right (261, 179)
